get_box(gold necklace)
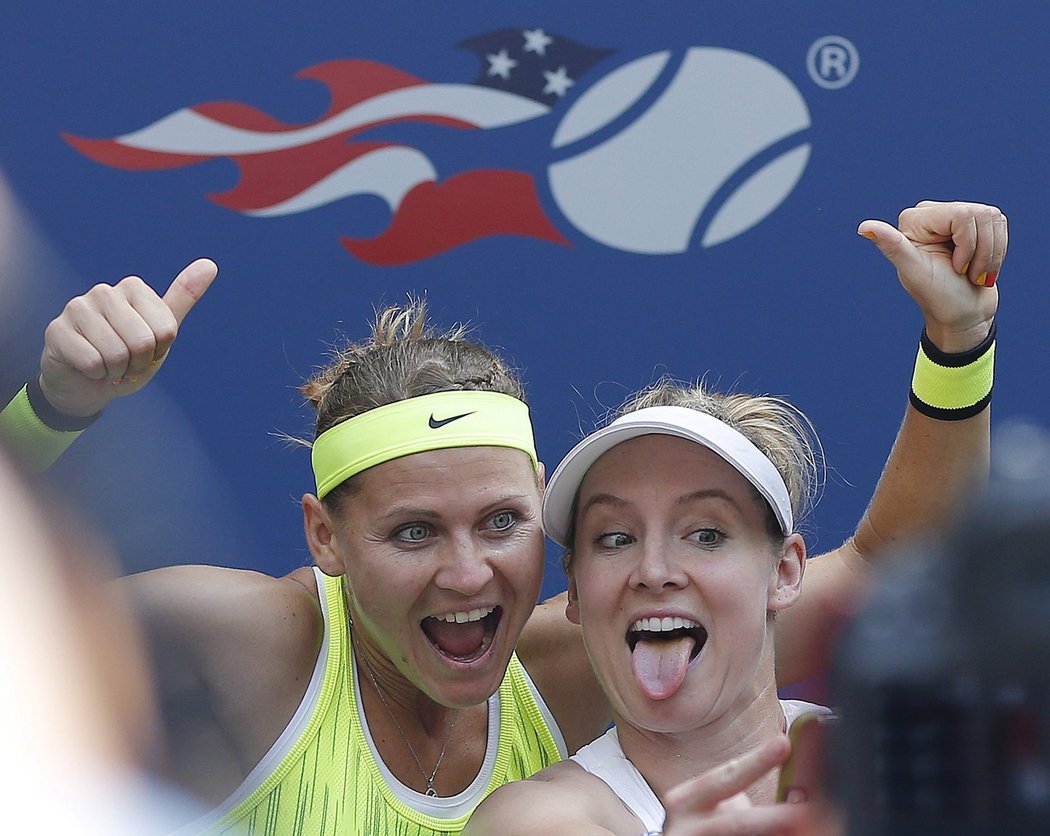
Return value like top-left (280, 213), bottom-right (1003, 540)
top-left (351, 619), bottom-right (457, 797)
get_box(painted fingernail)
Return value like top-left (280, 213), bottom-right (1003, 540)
top-left (859, 231), bottom-right (878, 241)
top-left (983, 271), bottom-right (998, 287)
top-left (975, 272), bottom-right (988, 286)
top-left (961, 261), bottom-right (970, 275)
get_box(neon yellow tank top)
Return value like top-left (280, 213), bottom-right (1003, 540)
top-left (181, 568), bottom-right (565, 835)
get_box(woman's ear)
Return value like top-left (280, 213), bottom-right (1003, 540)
top-left (768, 533), bottom-right (806, 611)
top-left (303, 493), bottom-right (345, 577)
top-left (565, 570), bottom-right (581, 625)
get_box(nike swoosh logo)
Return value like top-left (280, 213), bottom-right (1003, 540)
top-left (428, 411), bottom-right (475, 429)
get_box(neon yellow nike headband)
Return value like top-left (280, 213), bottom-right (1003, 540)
top-left (311, 390), bottom-right (538, 499)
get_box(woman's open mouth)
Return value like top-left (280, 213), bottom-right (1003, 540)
top-left (421, 606), bottom-right (502, 663)
top-left (626, 615), bottom-right (708, 701)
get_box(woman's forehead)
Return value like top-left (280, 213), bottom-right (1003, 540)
top-left (577, 436), bottom-right (763, 511)
top-left (353, 445), bottom-right (539, 497)
top-left (583, 434), bottom-right (740, 487)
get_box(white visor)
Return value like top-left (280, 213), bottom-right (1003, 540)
top-left (542, 406), bottom-right (793, 547)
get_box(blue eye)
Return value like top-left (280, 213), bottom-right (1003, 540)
top-left (597, 532), bottom-right (634, 548)
top-left (395, 524), bottom-right (430, 543)
top-left (491, 511), bottom-right (517, 531)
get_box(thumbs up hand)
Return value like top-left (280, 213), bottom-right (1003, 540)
top-left (858, 201), bottom-right (1004, 353)
top-left (39, 258), bottom-right (217, 416)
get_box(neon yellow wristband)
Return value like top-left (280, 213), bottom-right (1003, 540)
top-left (0, 381), bottom-right (98, 472)
top-left (909, 322), bottom-right (995, 420)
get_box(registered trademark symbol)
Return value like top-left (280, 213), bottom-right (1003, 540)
top-left (807, 35), bottom-right (859, 89)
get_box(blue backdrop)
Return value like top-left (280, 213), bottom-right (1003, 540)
top-left (2, 3), bottom-right (1045, 598)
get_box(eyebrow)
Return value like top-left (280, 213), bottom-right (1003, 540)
top-left (375, 492), bottom-right (533, 522)
top-left (677, 488), bottom-right (741, 510)
top-left (577, 487), bottom-right (741, 519)
top-left (576, 493), bottom-right (628, 519)
top-left (376, 505), bottom-right (444, 522)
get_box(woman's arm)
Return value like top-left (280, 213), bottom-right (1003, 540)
top-left (0, 259), bottom-right (216, 469)
top-left (776, 200), bottom-right (1005, 684)
top-left (126, 565), bottom-right (323, 804)
top-left (0, 257), bottom-right (329, 803)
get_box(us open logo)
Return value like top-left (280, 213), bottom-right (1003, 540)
top-left (549, 47), bottom-right (813, 255)
top-left (65, 30), bottom-right (856, 265)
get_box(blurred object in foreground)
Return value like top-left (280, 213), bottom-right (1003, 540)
top-left (830, 421), bottom-right (1050, 835)
top-left (0, 447), bottom-right (203, 833)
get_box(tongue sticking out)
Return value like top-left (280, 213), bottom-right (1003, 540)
top-left (631, 635), bottom-right (697, 700)
top-left (423, 618), bottom-right (486, 659)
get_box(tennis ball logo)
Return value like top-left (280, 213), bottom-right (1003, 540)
top-left (548, 47), bottom-right (811, 254)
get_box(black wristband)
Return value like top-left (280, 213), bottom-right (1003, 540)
top-left (919, 320), bottom-right (997, 367)
top-left (24, 376), bottom-right (102, 431)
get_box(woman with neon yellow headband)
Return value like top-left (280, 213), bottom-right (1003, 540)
top-left (0, 199), bottom-right (1004, 835)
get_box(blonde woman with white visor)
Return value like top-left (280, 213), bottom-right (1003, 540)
top-left (466, 385), bottom-right (841, 835)
top-left (0, 200), bottom-right (1004, 834)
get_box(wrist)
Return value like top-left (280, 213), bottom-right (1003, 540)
top-left (922, 319), bottom-right (995, 354)
top-left (37, 372), bottom-right (109, 420)
top-left (28, 376), bottom-right (103, 429)
top-left (0, 381), bottom-right (101, 472)
top-left (909, 321), bottom-right (995, 421)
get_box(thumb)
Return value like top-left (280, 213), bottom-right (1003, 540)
top-left (162, 258), bottom-right (218, 326)
top-left (856, 219), bottom-right (925, 277)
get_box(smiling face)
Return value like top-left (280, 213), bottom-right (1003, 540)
top-left (307, 445), bottom-right (545, 708)
top-left (566, 434), bottom-right (804, 732)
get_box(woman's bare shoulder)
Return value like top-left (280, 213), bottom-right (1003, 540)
top-left (465, 760), bottom-right (633, 835)
top-left (125, 563), bottom-right (325, 724)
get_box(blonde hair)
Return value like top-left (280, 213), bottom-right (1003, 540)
top-left (619, 376), bottom-right (822, 530)
top-left (299, 297), bottom-right (526, 498)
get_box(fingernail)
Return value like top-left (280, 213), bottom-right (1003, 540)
top-left (984, 271), bottom-right (998, 287)
top-left (859, 231), bottom-right (877, 241)
top-left (111, 377), bottom-right (124, 386)
top-left (785, 788), bottom-right (808, 804)
top-left (961, 261), bottom-right (970, 274)
top-left (975, 272), bottom-right (988, 286)
top-left (127, 375), bottom-right (140, 383)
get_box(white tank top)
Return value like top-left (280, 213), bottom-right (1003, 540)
top-left (569, 699), bottom-right (830, 834)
